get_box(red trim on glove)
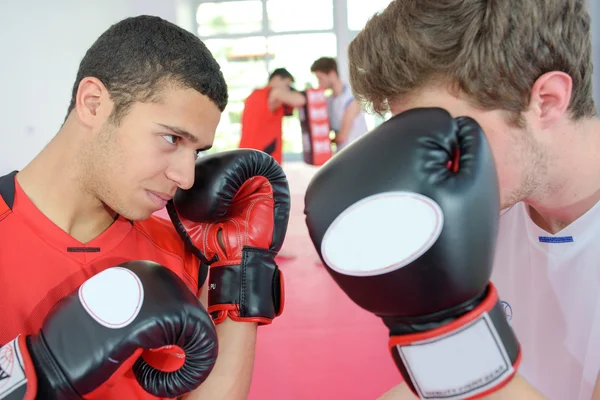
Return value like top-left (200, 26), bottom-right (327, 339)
top-left (209, 306), bottom-right (276, 325)
top-left (208, 304), bottom-right (237, 325)
top-left (229, 315), bottom-right (275, 325)
top-left (15, 335), bottom-right (38, 400)
top-left (212, 260), bottom-right (241, 268)
top-left (388, 283), bottom-right (499, 347)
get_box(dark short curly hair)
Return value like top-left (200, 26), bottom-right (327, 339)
top-left (66, 15), bottom-right (228, 124)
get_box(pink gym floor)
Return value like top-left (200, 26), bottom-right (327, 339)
top-left (157, 162), bottom-right (401, 399)
top-left (248, 162), bottom-right (401, 399)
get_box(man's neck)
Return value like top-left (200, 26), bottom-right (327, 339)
top-left (16, 123), bottom-right (116, 243)
top-left (332, 79), bottom-right (345, 97)
top-left (526, 118), bottom-right (600, 234)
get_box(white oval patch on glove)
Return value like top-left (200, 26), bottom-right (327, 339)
top-left (79, 267), bottom-right (144, 329)
top-left (321, 192), bottom-right (444, 277)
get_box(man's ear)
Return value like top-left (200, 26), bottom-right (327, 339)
top-left (529, 71), bottom-right (572, 129)
top-left (75, 77), bottom-right (113, 128)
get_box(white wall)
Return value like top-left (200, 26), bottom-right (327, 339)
top-left (0, 0), bottom-right (192, 175)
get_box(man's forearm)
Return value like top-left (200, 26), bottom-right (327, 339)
top-left (377, 381), bottom-right (416, 399)
top-left (184, 319), bottom-right (258, 400)
top-left (334, 118), bottom-right (353, 144)
top-left (334, 126), bottom-right (350, 145)
top-left (378, 375), bottom-right (546, 400)
top-left (335, 100), bottom-right (361, 144)
top-left (486, 375), bottom-right (546, 399)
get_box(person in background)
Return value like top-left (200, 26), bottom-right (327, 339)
top-left (239, 68), bottom-right (306, 164)
top-left (310, 57), bottom-right (368, 152)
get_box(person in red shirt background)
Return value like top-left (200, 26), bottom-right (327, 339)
top-left (239, 68), bottom-right (306, 165)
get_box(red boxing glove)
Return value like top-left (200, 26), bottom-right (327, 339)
top-left (168, 149), bottom-right (290, 325)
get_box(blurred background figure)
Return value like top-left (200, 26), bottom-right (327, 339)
top-left (311, 57), bottom-right (368, 152)
top-left (238, 68), bottom-right (306, 164)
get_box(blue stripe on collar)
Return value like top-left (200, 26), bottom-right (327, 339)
top-left (539, 236), bottom-right (574, 243)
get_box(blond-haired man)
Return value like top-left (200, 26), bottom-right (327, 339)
top-left (347, 1), bottom-right (600, 399)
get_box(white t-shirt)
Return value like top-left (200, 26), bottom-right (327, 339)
top-left (326, 84), bottom-right (368, 151)
top-left (491, 201), bottom-right (600, 400)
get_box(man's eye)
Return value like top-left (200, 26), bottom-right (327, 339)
top-left (163, 135), bottom-right (179, 145)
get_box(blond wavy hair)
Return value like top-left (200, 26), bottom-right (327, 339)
top-left (348, 0), bottom-right (596, 125)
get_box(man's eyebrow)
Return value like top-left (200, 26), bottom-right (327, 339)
top-left (157, 123), bottom-right (200, 143)
top-left (157, 123), bottom-right (213, 151)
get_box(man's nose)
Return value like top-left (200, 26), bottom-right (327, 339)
top-left (168, 152), bottom-right (196, 191)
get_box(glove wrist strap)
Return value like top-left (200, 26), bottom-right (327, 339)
top-left (208, 247), bottom-right (284, 325)
top-left (382, 289), bottom-right (487, 335)
top-left (389, 283), bottom-right (521, 400)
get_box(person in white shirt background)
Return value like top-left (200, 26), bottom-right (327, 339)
top-left (346, 1), bottom-right (600, 399)
top-left (310, 57), bottom-right (368, 152)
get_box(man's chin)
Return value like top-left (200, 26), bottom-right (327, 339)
top-left (118, 208), bottom-right (155, 222)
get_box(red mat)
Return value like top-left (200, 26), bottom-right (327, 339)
top-left (155, 162), bottom-right (401, 399)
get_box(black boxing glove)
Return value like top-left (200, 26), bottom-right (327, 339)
top-left (168, 149), bottom-right (290, 325)
top-left (0, 261), bottom-right (217, 400)
top-left (304, 108), bottom-right (521, 399)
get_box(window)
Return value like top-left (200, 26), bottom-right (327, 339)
top-left (266, 0), bottom-right (333, 32)
top-left (266, 33), bottom-right (336, 89)
top-left (196, 1), bottom-right (263, 36)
